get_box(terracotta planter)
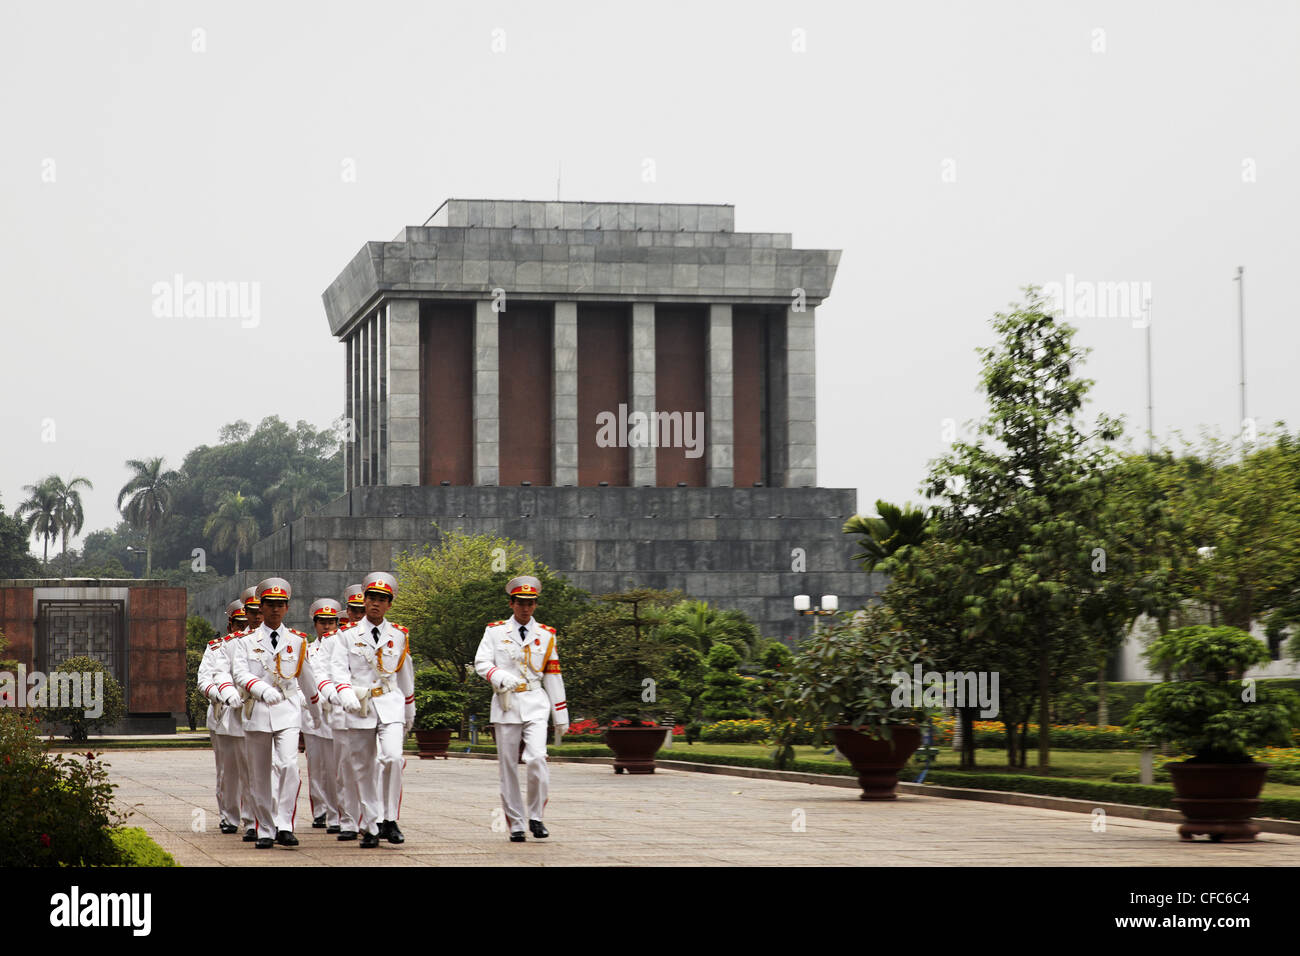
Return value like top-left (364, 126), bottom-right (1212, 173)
top-left (1168, 761), bottom-right (1269, 842)
top-left (604, 726), bottom-right (665, 774)
top-left (413, 728), bottom-right (454, 760)
top-left (830, 725), bottom-right (923, 800)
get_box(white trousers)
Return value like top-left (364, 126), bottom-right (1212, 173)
top-left (236, 733), bottom-right (255, 831)
top-left (211, 732), bottom-right (243, 827)
top-left (304, 733), bottom-right (339, 827)
top-left (244, 729), bottom-right (301, 838)
top-left (494, 720), bottom-right (549, 832)
top-left (341, 724), bottom-right (405, 835)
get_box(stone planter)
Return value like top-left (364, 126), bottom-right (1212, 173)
top-left (413, 728), bottom-right (454, 759)
top-left (830, 724), bottom-right (923, 800)
top-left (604, 726), bottom-right (666, 774)
top-left (1168, 761), bottom-right (1269, 842)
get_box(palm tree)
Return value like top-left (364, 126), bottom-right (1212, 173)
top-left (267, 472), bottom-right (330, 528)
top-left (117, 457), bottom-right (180, 577)
top-left (656, 599), bottom-right (760, 659)
top-left (48, 475), bottom-right (94, 574)
top-left (842, 499), bottom-right (930, 572)
top-left (16, 477), bottom-right (60, 568)
top-left (204, 491), bottom-right (262, 575)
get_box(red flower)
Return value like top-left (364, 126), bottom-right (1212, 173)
top-left (39, 834), bottom-right (50, 847)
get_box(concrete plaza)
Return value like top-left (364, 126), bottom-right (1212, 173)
top-left (103, 750), bottom-right (1300, 866)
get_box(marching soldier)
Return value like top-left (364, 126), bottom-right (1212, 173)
top-left (230, 578), bottom-right (334, 849)
top-left (474, 576), bottom-right (569, 842)
top-left (302, 598), bottom-right (344, 832)
top-left (341, 584), bottom-right (366, 629)
top-left (327, 571), bottom-right (415, 848)
top-left (233, 586), bottom-right (263, 842)
top-left (196, 600), bottom-right (249, 833)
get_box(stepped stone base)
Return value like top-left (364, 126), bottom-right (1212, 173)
top-left (193, 487), bottom-right (880, 642)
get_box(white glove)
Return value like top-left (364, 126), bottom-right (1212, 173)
top-left (554, 723), bottom-right (568, 746)
top-left (326, 688), bottom-right (342, 706)
top-left (221, 688), bottom-right (242, 707)
top-left (261, 686), bottom-right (284, 705)
top-left (338, 688), bottom-right (362, 715)
top-left (498, 671), bottom-right (524, 692)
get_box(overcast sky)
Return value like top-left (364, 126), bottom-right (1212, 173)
top-left (2, 0), bottom-right (1297, 551)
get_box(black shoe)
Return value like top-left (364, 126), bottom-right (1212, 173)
top-left (243, 828), bottom-right (257, 843)
top-left (336, 830), bottom-right (357, 841)
top-left (376, 820), bottom-right (391, 839)
top-left (385, 821), bottom-right (404, 844)
top-left (326, 825), bottom-right (341, 834)
top-left (275, 830), bottom-right (299, 847)
top-left (255, 838), bottom-right (274, 849)
top-left (529, 820), bottom-right (549, 839)
top-left (360, 831), bottom-right (380, 848)
top-left (509, 831), bottom-right (526, 843)
top-left (219, 822), bottom-right (239, 834)
top-left (312, 815), bottom-right (327, 829)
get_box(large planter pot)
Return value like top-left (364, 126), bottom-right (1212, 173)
top-left (604, 726), bottom-right (665, 774)
top-left (830, 724), bottom-right (923, 800)
top-left (413, 728), bottom-right (454, 760)
top-left (1168, 761), bottom-right (1268, 842)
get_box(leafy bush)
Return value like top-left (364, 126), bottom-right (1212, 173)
top-left (413, 666), bottom-right (472, 730)
top-left (0, 710), bottom-right (124, 865)
top-left (699, 644), bottom-right (754, 721)
top-left (700, 719), bottom-right (770, 743)
top-left (1127, 626), bottom-right (1300, 763)
top-left (41, 656), bottom-right (125, 742)
top-left (109, 827), bottom-right (177, 867)
top-left (186, 647), bottom-right (207, 731)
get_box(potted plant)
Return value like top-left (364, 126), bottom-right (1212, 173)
top-left (569, 589), bottom-right (684, 773)
top-left (1127, 625), bottom-right (1300, 842)
top-left (412, 666), bottom-right (471, 760)
top-left (773, 606), bottom-right (932, 799)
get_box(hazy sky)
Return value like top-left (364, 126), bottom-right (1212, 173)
top-left (2, 0), bottom-right (1297, 551)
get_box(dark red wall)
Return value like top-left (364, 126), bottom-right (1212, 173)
top-left (499, 303), bottom-right (553, 485)
top-left (654, 306), bottom-right (707, 487)
top-left (420, 302), bottom-right (474, 485)
top-left (127, 587), bottom-right (186, 713)
top-left (578, 305), bottom-right (630, 486)
top-left (0, 587), bottom-right (34, 667)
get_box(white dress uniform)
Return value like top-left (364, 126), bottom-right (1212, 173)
top-left (474, 616), bottom-right (569, 833)
top-left (328, 617), bottom-right (415, 837)
top-left (301, 631), bottom-right (341, 829)
top-left (197, 633), bottom-right (246, 830)
top-left (231, 622), bottom-right (327, 840)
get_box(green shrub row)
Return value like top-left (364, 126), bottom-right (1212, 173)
top-left (1109, 765), bottom-right (1300, 786)
top-left (969, 726), bottom-right (1140, 749)
top-left (1078, 679), bottom-right (1300, 726)
top-left (108, 827), bottom-right (177, 867)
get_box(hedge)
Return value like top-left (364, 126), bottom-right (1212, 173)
top-left (1080, 678), bottom-right (1300, 726)
top-left (108, 827), bottom-right (177, 867)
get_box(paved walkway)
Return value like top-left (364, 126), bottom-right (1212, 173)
top-left (105, 751), bottom-right (1300, 866)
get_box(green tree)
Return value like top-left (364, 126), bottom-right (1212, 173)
top-left (843, 500), bottom-right (929, 572)
top-left (48, 476), bottom-right (94, 574)
top-left (654, 599), bottom-right (759, 659)
top-left (699, 643), bottom-right (754, 721)
top-left (267, 471), bottom-right (331, 528)
top-left (41, 657), bottom-right (125, 742)
top-left (117, 457), bottom-right (179, 577)
top-left (0, 500), bottom-right (40, 579)
top-left (204, 491), bottom-right (261, 574)
top-left (16, 478), bottom-right (60, 568)
top-left (923, 288), bottom-right (1121, 767)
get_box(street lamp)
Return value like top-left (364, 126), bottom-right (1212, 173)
top-left (794, 594), bottom-right (838, 634)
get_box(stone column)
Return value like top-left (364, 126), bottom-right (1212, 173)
top-left (474, 299), bottom-right (500, 485)
top-left (553, 302), bottom-right (579, 486)
top-left (386, 300), bottom-right (421, 485)
top-left (785, 305), bottom-right (817, 486)
top-left (706, 304), bottom-right (734, 487)
top-left (630, 302), bottom-right (656, 486)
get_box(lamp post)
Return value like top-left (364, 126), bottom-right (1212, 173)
top-left (125, 546), bottom-right (148, 578)
top-left (794, 594), bottom-right (838, 636)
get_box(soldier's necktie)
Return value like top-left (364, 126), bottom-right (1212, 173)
top-left (520, 625), bottom-right (527, 644)
top-left (270, 630), bottom-right (278, 649)
top-left (373, 626), bottom-right (381, 644)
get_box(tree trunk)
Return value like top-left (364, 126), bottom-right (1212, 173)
top-left (958, 707), bottom-right (977, 768)
top-left (235, 550), bottom-right (241, 575)
top-left (1096, 661), bottom-right (1108, 726)
top-left (1038, 637), bottom-right (1051, 767)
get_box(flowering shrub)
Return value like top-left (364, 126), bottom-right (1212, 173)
top-left (565, 717), bottom-right (685, 736)
top-left (0, 710), bottom-right (123, 866)
top-left (926, 717), bottom-right (1141, 750)
top-left (700, 719), bottom-right (771, 743)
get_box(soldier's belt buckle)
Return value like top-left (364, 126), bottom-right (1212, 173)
top-left (515, 683), bottom-right (528, 693)
top-left (371, 687), bottom-right (383, 698)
